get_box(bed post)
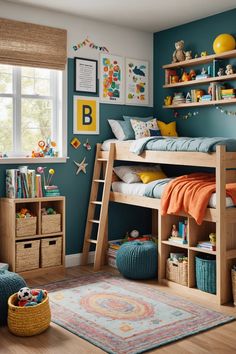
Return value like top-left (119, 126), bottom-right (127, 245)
top-left (216, 145), bottom-right (228, 304)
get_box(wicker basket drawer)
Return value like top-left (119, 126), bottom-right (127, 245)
top-left (41, 214), bottom-right (61, 234)
top-left (166, 258), bottom-right (188, 286)
top-left (16, 240), bottom-right (40, 272)
top-left (41, 237), bottom-right (62, 268)
top-left (16, 217), bottom-right (37, 237)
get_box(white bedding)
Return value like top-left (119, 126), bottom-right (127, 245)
top-left (112, 181), bottom-right (235, 209)
top-left (101, 139), bottom-right (133, 151)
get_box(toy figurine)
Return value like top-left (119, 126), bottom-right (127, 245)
top-left (185, 51), bottom-right (192, 60)
top-left (201, 67), bottom-right (207, 75)
top-left (217, 68), bottom-right (224, 76)
top-left (171, 224), bottom-right (179, 237)
top-left (189, 70), bottom-right (196, 80)
top-left (201, 51), bottom-right (208, 57)
top-left (164, 96), bottom-right (172, 106)
top-left (209, 232), bottom-right (216, 245)
top-left (225, 64), bottom-right (234, 75)
top-left (172, 40), bottom-right (186, 63)
top-left (171, 75), bottom-right (179, 83)
top-left (181, 71), bottom-right (190, 82)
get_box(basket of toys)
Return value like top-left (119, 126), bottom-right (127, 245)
top-left (16, 208), bottom-right (37, 237)
top-left (8, 287), bottom-right (51, 336)
top-left (166, 253), bottom-right (188, 286)
top-left (41, 207), bottom-right (61, 234)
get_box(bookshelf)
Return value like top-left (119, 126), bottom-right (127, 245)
top-left (162, 49), bottom-right (236, 109)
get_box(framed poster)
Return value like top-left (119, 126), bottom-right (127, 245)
top-left (74, 57), bottom-right (98, 94)
top-left (100, 53), bottom-right (124, 104)
top-left (125, 58), bottom-right (149, 105)
top-left (73, 96), bottom-right (99, 134)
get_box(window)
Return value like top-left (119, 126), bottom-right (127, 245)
top-left (0, 64), bottom-right (63, 157)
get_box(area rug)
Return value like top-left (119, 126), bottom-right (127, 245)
top-left (46, 273), bottom-right (234, 354)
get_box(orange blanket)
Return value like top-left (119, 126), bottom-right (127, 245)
top-left (161, 173), bottom-right (236, 225)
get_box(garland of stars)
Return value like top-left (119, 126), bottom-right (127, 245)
top-left (216, 106), bottom-right (236, 116)
top-left (174, 111), bottom-right (199, 120)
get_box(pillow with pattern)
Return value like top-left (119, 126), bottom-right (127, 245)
top-left (130, 118), bottom-right (160, 139)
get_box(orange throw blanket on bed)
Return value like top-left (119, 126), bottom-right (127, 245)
top-left (161, 173), bottom-right (236, 225)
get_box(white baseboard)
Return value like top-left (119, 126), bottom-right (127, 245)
top-left (65, 251), bottom-right (95, 268)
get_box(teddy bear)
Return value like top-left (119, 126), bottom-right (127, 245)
top-left (185, 50), bottom-right (192, 60)
top-left (172, 40), bottom-right (186, 63)
top-left (225, 64), bottom-right (234, 75)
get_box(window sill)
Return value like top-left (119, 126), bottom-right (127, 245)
top-left (0, 157), bottom-right (69, 164)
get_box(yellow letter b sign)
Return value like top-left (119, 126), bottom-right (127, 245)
top-left (74, 96), bottom-right (99, 134)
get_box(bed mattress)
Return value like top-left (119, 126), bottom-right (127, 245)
top-left (111, 181), bottom-right (235, 209)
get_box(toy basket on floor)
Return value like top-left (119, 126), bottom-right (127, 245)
top-left (232, 267), bottom-right (236, 306)
top-left (166, 258), bottom-right (188, 286)
top-left (8, 291), bottom-right (51, 336)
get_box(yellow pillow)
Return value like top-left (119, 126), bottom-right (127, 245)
top-left (157, 120), bottom-right (178, 137)
top-left (137, 171), bottom-right (167, 184)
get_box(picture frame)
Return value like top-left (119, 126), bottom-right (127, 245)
top-left (100, 53), bottom-right (124, 104)
top-left (125, 58), bottom-right (149, 106)
top-left (73, 96), bottom-right (99, 134)
top-left (74, 57), bottom-right (98, 94)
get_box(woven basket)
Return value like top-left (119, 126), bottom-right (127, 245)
top-left (8, 292), bottom-right (51, 336)
top-left (232, 268), bottom-right (236, 306)
top-left (41, 237), bottom-right (62, 268)
top-left (166, 258), bottom-right (188, 286)
top-left (16, 217), bottom-right (37, 237)
top-left (195, 255), bottom-right (216, 294)
top-left (16, 240), bottom-right (40, 272)
top-left (42, 214), bottom-right (61, 234)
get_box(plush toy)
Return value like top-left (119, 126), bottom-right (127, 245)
top-left (130, 229), bottom-right (140, 238)
top-left (17, 287), bottom-right (46, 307)
top-left (225, 64), bottom-right (234, 75)
top-left (185, 51), bottom-right (192, 60)
top-left (217, 68), bottom-right (224, 76)
top-left (172, 40), bottom-right (186, 63)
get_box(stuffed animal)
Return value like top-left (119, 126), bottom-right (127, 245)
top-left (185, 51), bottom-right (192, 60)
top-left (172, 40), bottom-right (186, 63)
top-left (17, 287), bottom-right (46, 307)
top-left (225, 64), bottom-right (234, 75)
top-left (217, 68), bottom-right (224, 76)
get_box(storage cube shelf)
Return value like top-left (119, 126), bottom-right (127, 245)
top-left (0, 197), bottom-right (65, 277)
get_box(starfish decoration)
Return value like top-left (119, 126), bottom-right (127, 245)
top-left (74, 157), bottom-right (88, 175)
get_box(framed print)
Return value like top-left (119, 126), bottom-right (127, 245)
top-left (73, 96), bottom-right (99, 134)
top-left (74, 57), bottom-right (98, 94)
top-left (100, 53), bottom-right (124, 104)
top-left (125, 58), bottom-right (149, 105)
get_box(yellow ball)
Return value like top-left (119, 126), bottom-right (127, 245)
top-left (213, 34), bottom-right (235, 54)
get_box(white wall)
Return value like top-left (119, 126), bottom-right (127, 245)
top-left (0, 0), bottom-right (153, 106)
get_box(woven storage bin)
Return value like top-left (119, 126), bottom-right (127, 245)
top-left (8, 292), bottom-right (51, 336)
top-left (16, 240), bottom-right (40, 272)
top-left (0, 270), bottom-right (26, 326)
top-left (42, 214), bottom-right (61, 234)
top-left (41, 237), bottom-right (62, 268)
top-left (16, 217), bottom-right (37, 237)
top-left (166, 258), bottom-right (188, 286)
top-left (195, 255), bottom-right (216, 294)
top-left (232, 268), bottom-right (236, 306)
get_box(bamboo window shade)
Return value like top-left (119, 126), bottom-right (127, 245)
top-left (0, 18), bottom-right (67, 70)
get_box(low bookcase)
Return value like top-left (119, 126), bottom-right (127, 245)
top-left (0, 196), bottom-right (65, 278)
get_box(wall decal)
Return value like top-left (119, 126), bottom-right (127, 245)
top-left (174, 111), bottom-right (199, 120)
top-left (70, 137), bottom-right (81, 149)
top-left (73, 37), bottom-right (109, 53)
top-left (216, 105), bottom-right (236, 116)
top-left (100, 54), bottom-right (124, 104)
top-left (125, 58), bottom-right (149, 106)
top-left (73, 96), bottom-right (99, 134)
top-left (83, 139), bottom-right (92, 151)
top-left (74, 157), bottom-right (88, 175)
top-left (74, 57), bottom-right (98, 94)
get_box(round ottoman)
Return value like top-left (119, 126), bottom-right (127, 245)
top-left (0, 270), bottom-right (27, 326)
top-left (116, 241), bottom-right (158, 280)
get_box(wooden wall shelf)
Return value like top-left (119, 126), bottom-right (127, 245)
top-left (163, 97), bottom-right (236, 109)
top-left (163, 73), bottom-right (236, 88)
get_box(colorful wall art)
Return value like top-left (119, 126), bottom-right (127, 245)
top-left (100, 54), bottom-right (124, 104)
top-left (73, 96), bottom-right (99, 134)
top-left (126, 58), bottom-right (149, 105)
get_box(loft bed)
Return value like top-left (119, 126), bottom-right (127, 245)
top-left (97, 138), bottom-right (236, 305)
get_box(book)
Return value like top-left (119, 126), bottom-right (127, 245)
top-left (165, 69), bottom-right (177, 84)
top-left (168, 236), bottom-right (187, 244)
top-left (197, 241), bottom-right (216, 251)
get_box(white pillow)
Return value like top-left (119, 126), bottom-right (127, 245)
top-left (113, 164), bottom-right (163, 184)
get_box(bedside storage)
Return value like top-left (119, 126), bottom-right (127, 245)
top-left (0, 197), bottom-right (65, 278)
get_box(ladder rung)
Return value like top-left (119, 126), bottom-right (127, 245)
top-left (88, 219), bottom-right (100, 224)
top-left (93, 179), bottom-right (105, 183)
top-left (91, 201), bottom-right (102, 205)
top-left (87, 239), bottom-right (98, 244)
top-left (97, 158), bottom-right (108, 162)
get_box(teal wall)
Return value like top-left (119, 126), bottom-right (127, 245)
top-left (154, 9), bottom-right (236, 137)
top-left (0, 58), bottom-right (153, 255)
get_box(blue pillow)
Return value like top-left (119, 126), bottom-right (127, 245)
top-left (123, 116), bottom-right (153, 140)
top-left (108, 120), bottom-right (133, 140)
top-left (149, 129), bottom-right (161, 137)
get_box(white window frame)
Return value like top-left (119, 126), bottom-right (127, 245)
top-left (0, 65), bottom-right (67, 164)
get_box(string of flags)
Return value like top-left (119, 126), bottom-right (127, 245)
top-left (174, 111), bottom-right (199, 120)
top-left (216, 106), bottom-right (236, 116)
top-left (73, 37), bottom-right (109, 53)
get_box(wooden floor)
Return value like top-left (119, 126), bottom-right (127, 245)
top-left (1, 265), bottom-right (236, 354)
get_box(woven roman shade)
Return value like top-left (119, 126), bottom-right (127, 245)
top-left (0, 18), bottom-right (67, 70)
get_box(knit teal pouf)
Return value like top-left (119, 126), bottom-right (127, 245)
top-left (116, 241), bottom-right (158, 280)
top-left (0, 270), bottom-right (27, 326)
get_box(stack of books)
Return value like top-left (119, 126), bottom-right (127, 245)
top-left (200, 94), bottom-right (212, 101)
top-left (6, 167), bottom-right (42, 198)
top-left (209, 82), bottom-right (224, 100)
top-left (197, 241), bottom-right (216, 251)
top-left (44, 185), bottom-right (60, 197)
top-left (221, 88), bottom-right (235, 100)
top-left (172, 92), bottom-right (185, 105)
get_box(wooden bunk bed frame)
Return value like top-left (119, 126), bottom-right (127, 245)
top-left (99, 142), bottom-right (236, 305)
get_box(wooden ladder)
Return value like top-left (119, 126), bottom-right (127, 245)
top-left (81, 143), bottom-right (115, 271)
